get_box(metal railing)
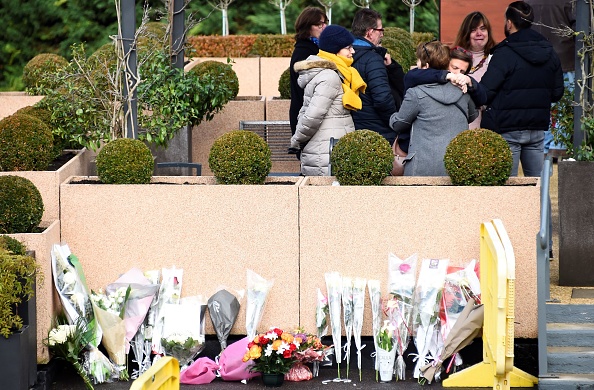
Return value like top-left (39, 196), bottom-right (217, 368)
top-left (537, 156), bottom-right (553, 377)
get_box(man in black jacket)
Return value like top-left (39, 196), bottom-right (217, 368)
top-left (480, 0), bottom-right (563, 177)
top-left (351, 9), bottom-right (404, 146)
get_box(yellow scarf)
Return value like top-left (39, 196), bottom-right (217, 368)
top-left (318, 50), bottom-right (367, 111)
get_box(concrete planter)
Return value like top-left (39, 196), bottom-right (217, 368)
top-left (0, 92), bottom-right (44, 120)
top-left (60, 176), bottom-right (302, 336)
top-left (260, 58), bottom-right (290, 97)
top-left (9, 220), bottom-right (61, 363)
top-left (191, 96), bottom-right (265, 176)
top-left (558, 160), bottom-right (594, 286)
top-left (265, 96), bottom-right (290, 121)
top-left (298, 176), bottom-right (541, 338)
top-left (0, 148), bottom-right (92, 221)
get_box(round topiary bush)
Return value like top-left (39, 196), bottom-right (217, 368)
top-left (331, 130), bottom-right (393, 185)
top-left (96, 138), bottom-right (154, 184)
top-left (0, 175), bottom-right (44, 234)
top-left (0, 236), bottom-right (27, 256)
top-left (189, 60), bottom-right (239, 100)
top-left (22, 53), bottom-right (69, 93)
top-left (444, 128), bottom-right (513, 186)
top-left (209, 130), bottom-right (272, 184)
top-left (382, 27), bottom-right (417, 74)
top-left (0, 113), bottom-right (54, 171)
top-left (278, 67), bottom-right (291, 99)
top-left (15, 105), bottom-right (67, 160)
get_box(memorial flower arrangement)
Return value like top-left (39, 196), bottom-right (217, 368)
top-left (242, 327), bottom-right (302, 374)
top-left (160, 334), bottom-right (205, 368)
top-left (46, 316), bottom-right (96, 390)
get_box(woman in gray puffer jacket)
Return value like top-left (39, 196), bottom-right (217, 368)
top-left (290, 25), bottom-right (366, 176)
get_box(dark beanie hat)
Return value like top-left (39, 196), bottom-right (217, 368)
top-left (319, 25), bottom-right (355, 54)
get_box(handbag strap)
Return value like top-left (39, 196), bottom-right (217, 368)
top-left (453, 101), bottom-right (468, 121)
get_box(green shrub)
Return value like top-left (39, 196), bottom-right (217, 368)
top-left (250, 35), bottom-right (294, 57)
top-left (0, 247), bottom-right (41, 337)
top-left (0, 175), bottom-right (44, 234)
top-left (444, 129), bottom-right (513, 186)
top-left (22, 53), bottom-right (69, 94)
top-left (331, 130), bottom-right (393, 185)
top-left (209, 130), bottom-right (272, 184)
top-left (189, 60), bottom-right (239, 100)
top-left (15, 105), bottom-right (70, 160)
top-left (278, 67), bottom-right (291, 99)
top-left (382, 27), bottom-right (416, 74)
top-left (96, 138), bottom-right (154, 184)
top-left (411, 32), bottom-right (436, 49)
top-left (0, 113), bottom-right (54, 171)
top-left (0, 236), bottom-right (27, 256)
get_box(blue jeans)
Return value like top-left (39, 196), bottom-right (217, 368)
top-left (502, 130), bottom-right (553, 249)
top-left (544, 71), bottom-right (575, 154)
top-left (501, 130), bottom-right (545, 177)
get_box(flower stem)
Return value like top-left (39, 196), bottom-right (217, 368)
top-left (73, 361), bottom-right (94, 390)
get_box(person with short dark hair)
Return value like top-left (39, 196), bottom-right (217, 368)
top-left (480, 0), bottom-right (564, 177)
top-left (350, 8), bottom-right (404, 146)
top-left (289, 7), bottom-right (328, 145)
top-left (389, 41), bottom-right (478, 176)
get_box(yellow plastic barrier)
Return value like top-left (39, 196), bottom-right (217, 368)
top-left (130, 356), bottom-right (180, 390)
top-left (443, 219), bottom-right (537, 389)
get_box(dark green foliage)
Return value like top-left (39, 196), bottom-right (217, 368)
top-left (0, 113), bottom-right (54, 171)
top-left (250, 35), bottom-right (294, 57)
top-left (382, 27), bottom-right (416, 74)
top-left (278, 67), bottom-right (291, 99)
top-left (444, 129), bottom-right (513, 186)
top-left (96, 138), bottom-right (154, 184)
top-left (0, 236), bottom-right (27, 256)
top-left (22, 53), bottom-right (69, 94)
top-left (209, 130), bottom-right (272, 184)
top-left (15, 105), bottom-right (70, 160)
top-left (0, 247), bottom-right (41, 337)
top-left (331, 130), bottom-right (393, 186)
top-left (411, 32), bottom-right (436, 49)
top-left (189, 60), bottom-right (239, 100)
top-left (0, 175), bottom-right (44, 234)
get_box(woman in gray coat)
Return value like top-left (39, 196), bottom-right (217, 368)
top-left (390, 41), bottom-right (477, 176)
top-left (289, 25), bottom-right (367, 176)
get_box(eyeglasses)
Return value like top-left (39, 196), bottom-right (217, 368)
top-left (423, 39), bottom-right (438, 59)
top-left (372, 28), bottom-right (385, 33)
top-left (315, 21), bottom-right (328, 28)
top-left (452, 46), bottom-right (473, 58)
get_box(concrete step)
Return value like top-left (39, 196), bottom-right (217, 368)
top-left (548, 323), bottom-right (594, 347)
top-left (539, 373), bottom-right (594, 390)
top-left (547, 346), bottom-right (594, 374)
top-left (547, 304), bottom-right (594, 323)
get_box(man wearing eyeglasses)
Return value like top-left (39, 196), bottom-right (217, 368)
top-left (350, 8), bottom-right (405, 146)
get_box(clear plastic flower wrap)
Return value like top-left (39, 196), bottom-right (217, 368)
top-left (387, 253), bottom-right (418, 380)
top-left (324, 271), bottom-right (343, 378)
top-left (151, 267), bottom-right (183, 355)
top-left (341, 276), bottom-right (353, 378)
top-left (160, 296), bottom-right (207, 369)
top-left (352, 277), bottom-right (366, 381)
top-left (245, 269), bottom-right (274, 341)
top-left (411, 258), bottom-right (449, 380)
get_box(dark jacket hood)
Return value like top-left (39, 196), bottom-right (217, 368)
top-left (352, 37), bottom-right (388, 62)
top-left (492, 28), bottom-right (555, 66)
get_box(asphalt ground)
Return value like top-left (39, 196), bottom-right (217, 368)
top-left (46, 336), bottom-right (538, 390)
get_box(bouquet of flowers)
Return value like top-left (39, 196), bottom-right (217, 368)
top-left (386, 253), bottom-right (417, 380)
top-left (412, 258), bottom-right (449, 380)
top-left (160, 297), bottom-right (207, 369)
top-left (324, 272), bottom-right (343, 378)
top-left (245, 269), bottom-right (274, 341)
top-left (342, 276), bottom-right (354, 378)
top-left (352, 277), bottom-right (366, 381)
top-left (242, 327), bottom-right (302, 375)
top-left (46, 316), bottom-right (96, 390)
top-left (376, 320), bottom-right (397, 382)
top-left (367, 279), bottom-right (382, 380)
top-left (285, 331), bottom-right (332, 382)
top-left (151, 267), bottom-right (183, 355)
top-left (313, 288), bottom-right (329, 377)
